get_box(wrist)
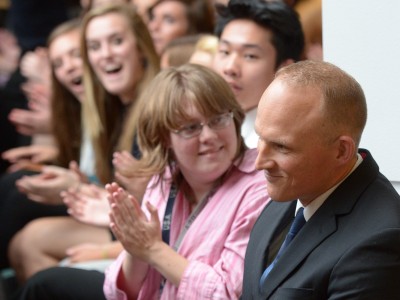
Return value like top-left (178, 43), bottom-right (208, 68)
top-left (101, 246), bottom-right (109, 259)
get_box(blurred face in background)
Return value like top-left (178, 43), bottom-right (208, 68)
top-left (130, 0), bottom-right (157, 23)
top-left (148, 0), bottom-right (189, 54)
top-left (49, 28), bottom-right (84, 102)
top-left (85, 12), bottom-right (144, 104)
top-left (81, 0), bottom-right (129, 10)
top-left (213, 20), bottom-right (278, 112)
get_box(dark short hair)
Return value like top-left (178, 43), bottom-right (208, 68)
top-left (215, 0), bottom-right (304, 68)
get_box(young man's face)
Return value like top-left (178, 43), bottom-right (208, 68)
top-left (213, 19), bottom-right (278, 112)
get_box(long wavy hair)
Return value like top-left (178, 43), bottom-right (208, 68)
top-left (80, 3), bottom-right (160, 183)
top-left (48, 18), bottom-right (82, 168)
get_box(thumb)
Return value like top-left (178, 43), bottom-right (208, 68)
top-left (146, 201), bottom-right (160, 226)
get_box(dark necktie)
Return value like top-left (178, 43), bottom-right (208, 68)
top-left (259, 207), bottom-right (306, 288)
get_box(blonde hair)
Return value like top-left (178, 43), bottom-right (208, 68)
top-left (136, 64), bottom-right (246, 178)
top-left (48, 19), bottom-right (82, 168)
top-left (189, 34), bottom-right (218, 67)
top-left (194, 34), bottom-right (218, 54)
top-left (161, 34), bottom-right (201, 68)
top-left (80, 3), bottom-right (160, 183)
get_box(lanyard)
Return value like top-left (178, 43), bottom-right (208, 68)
top-left (159, 183), bottom-right (215, 296)
top-left (161, 183), bottom-right (214, 249)
top-left (161, 184), bottom-right (177, 246)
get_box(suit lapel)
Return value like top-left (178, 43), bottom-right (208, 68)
top-left (246, 201), bottom-right (295, 297)
top-left (259, 206), bottom-right (337, 297)
top-left (260, 149), bottom-right (379, 298)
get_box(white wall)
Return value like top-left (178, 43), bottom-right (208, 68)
top-left (323, 0), bottom-right (400, 193)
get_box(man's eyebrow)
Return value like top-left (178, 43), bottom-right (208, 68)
top-left (219, 40), bottom-right (264, 51)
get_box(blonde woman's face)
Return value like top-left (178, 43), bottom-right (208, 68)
top-left (86, 12), bottom-right (144, 104)
top-left (49, 29), bottom-right (84, 102)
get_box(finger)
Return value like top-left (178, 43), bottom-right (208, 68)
top-left (26, 193), bottom-right (46, 203)
top-left (110, 190), bottom-right (132, 226)
top-left (146, 201), bottom-right (161, 228)
top-left (2, 147), bottom-right (31, 161)
top-left (12, 123), bottom-right (33, 136)
top-left (109, 213), bottom-right (123, 241)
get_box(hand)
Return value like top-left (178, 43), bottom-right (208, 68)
top-left (106, 182), bottom-right (162, 262)
top-left (69, 160), bottom-right (90, 184)
top-left (2, 144), bottom-right (58, 164)
top-left (66, 243), bottom-right (110, 263)
top-left (8, 82), bottom-right (52, 135)
top-left (16, 165), bottom-right (81, 204)
top-left (0, 29), bottom-right (20, 76)
top-left (65, 242), bottom-right (124, 263)
top-left (63, 184), bottom-right (111, 227)
top-left (21, 81), bottom-right (51, 108)
top-left (113, 151), bottom-right (150, 201)
top-left (20, 48), bottom-right (51, 85)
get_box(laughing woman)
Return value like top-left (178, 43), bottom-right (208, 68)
top-left (7, 3), bottom-right (159, 282)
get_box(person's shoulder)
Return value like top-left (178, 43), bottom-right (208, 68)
top-left (235, 148), bottom-right (259, 173)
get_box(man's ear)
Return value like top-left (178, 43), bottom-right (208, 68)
top-left (336, 135), bottom-right (356, 164)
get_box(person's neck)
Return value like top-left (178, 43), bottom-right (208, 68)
top-left (119, 89), bottom-right (136, 106)
top-left (242, 104), bottom-right (258, 113)
top-left (301, 155), bottom-right (360, 207)
top-left (183, 178), bottom-right (216, 204)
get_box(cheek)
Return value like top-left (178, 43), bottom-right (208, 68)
top-left (211, 59), bottom-right (222, 74)
top-left (54, 70), bottom-right (65, 83)
top-left (88, 54), bottom-right (100, 72)
top-left (166, 23), bottom-right (187, 39)
top-left (170, 136), bottom-right (196, 158)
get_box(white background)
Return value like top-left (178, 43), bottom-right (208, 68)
top-left (323, 0), bottom-right (400, 192)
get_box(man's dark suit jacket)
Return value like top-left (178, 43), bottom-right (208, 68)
top-left (242, 149), bottom-right (400, 299)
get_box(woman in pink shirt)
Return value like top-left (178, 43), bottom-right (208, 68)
top-left (104, 63), bottom-right (270, 300)
top-left (15, 63), bottom-right (269, 300)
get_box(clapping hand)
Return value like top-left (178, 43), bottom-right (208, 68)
top-left (106, 182), bottom-right (161, 261)
top-left (63, 183), bottom-right (111, 227)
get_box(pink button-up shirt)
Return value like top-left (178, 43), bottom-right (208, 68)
top-left (104, 148), bottom-right (270, 300)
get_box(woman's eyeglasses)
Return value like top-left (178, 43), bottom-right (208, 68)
top-left (173, 112), bottom-right (234, 139)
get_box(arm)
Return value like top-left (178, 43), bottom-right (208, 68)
top-left (105, 176), bottom-right (268, 300)
top-left (329, 228), bottom-right (400, 299)
top-left (105, 182), bottom-right (189, 299)
top-left (175, 183), bottom-right (268, 299)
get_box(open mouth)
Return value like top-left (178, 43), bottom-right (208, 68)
top-left (105, 64), bottom-right (122, 74)
top-left (71, 76), bottom-right (82, 86)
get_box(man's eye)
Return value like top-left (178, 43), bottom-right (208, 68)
top-left (217, 49), bottom-right (229, 56)
top-left (244, 54), bottom-right (258, 60)
top-left (274, 144), bottom-right (289, 153)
